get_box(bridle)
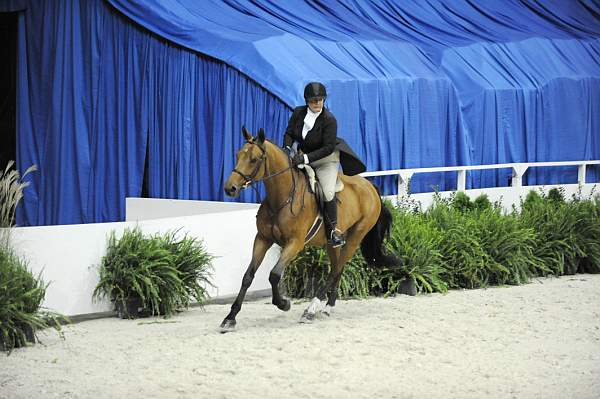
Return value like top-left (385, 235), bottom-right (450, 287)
top-left (232, 142), bottom-right (268, 189)
top-left (232, 140), bottom-right (306, 219)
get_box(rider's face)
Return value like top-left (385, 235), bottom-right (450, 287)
top-left (307, 97), bottom-right (324, 113)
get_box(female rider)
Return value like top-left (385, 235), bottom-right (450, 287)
top-left (283, 82), bottom-right (365, 248)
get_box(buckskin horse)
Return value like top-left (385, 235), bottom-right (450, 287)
top-left (220, 127), bottom-right (396, 332)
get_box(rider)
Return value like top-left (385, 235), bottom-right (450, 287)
top-left (283, 82), bottom-right (365, 248)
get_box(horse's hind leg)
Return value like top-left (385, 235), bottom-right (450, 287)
top-left (269, 239), bottom-right (304, 312)
top-left (220, 234), bottom-right (273, 332)
top-left (301, 231), bottom-right (363, 321)
top-left (325, 232), bottom-right (365, 313)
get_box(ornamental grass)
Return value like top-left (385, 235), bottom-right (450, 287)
top-left (1, 161), bottom-right (66, 354)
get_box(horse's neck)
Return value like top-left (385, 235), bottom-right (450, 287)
top-left (263, 142), bottom-right (296, 208)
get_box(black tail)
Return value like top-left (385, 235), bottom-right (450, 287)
top-left (360, 185), bottom-right (400, 267)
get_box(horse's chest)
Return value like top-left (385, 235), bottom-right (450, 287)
top-left (257, 215), bottom-right (283, 244)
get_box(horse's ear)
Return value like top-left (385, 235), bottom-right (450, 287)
top-left (256, 128), bottom-right (265, 145)
top-left (242, 126), bottom-right (252, 142)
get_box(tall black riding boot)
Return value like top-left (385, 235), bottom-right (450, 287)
top-left (324, 199), bottom-right (345, 248)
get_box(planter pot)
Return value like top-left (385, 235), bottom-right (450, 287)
top-left (21, 324), bottom-right (36, 344)
top-left (138, 303), bottom-right (166, 317)
top-left (115, 297), bottom-right (172, 318)
top-left (399, 278), bottom-right (417, 296)
top-left (115, 297), bottom-right (144, 319)
top-left (1, 324), bottom-right (36, 351)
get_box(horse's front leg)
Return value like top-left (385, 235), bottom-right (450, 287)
top-left (269, 239), bottom-right (304, 312)
top-left (220, 234), bottom-right (273, 333)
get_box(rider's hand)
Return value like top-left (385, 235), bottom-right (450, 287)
top-left (291, 153), bottom-right (305, 167)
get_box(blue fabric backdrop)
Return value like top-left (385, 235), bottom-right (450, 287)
top-left (12, 0), bottom-right (290, 225)
top-left (7, 0), bottom-right (600, 225)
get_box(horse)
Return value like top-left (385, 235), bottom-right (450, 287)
top-left (220, 127), bottom-right (396, 332)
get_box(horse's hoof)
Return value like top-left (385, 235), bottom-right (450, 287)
top-left (322, 305), bottom-right (333, 317)
top-left (219, 319), bottom-right (236, 333)
top-left (299, 310), bottom-right (315, 324)
top-left (277, 298), bottom-right (291, 312)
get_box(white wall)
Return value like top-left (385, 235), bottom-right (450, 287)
top-left (8, 206), bottom-right (280, 317)
top-left (125, 198), bottom-right (258, 221)
top-left (6, 184), bottom-right (598, 317)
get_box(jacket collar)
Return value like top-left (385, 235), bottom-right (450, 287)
top-left (300, 105), bottom-right (328, 121)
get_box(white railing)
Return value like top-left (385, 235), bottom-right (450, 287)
top-left (361, 160), bottom-right (600, 195)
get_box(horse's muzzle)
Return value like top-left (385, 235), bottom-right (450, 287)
top-left (224, 185), bottom-right (240, 198)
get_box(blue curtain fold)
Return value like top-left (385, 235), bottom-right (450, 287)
top-left (145, 51), bottom-right (290, 202)
top-left (106, 0), bottom-right (600, 189)
top-left (15, 0), bottom-right (290, 225)
top-left (16, 0), bottom-right (148, 225)
top-left (12, 0), bottom-right (600, 225)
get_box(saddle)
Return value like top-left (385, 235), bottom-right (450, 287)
top-left (301, 164), bottom-right (344, 195)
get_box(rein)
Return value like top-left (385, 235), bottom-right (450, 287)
top-left (232, 141), bottom-right (304, 219)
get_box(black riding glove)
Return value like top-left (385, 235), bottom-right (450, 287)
top-left (291, 153), bottom-right (305, 167)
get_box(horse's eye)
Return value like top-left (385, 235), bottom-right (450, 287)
top-left (250, 158), bottom-right (258, 164)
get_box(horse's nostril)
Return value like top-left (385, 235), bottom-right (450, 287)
top-left (224, 186), bottom-right (237, 196)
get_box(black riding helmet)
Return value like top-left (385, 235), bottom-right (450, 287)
top-left (304, 82), bottom-right (327, 102)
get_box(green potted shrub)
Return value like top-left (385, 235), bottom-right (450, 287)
top-left (426, 195), bottom-right (491, 289)
top-left (0, 161), bottom-right (66, 353)
top-left (381, 203), bottom-right (448, 295)
top-left (0, 249), bottom-right (66, 353)
top-left (93, 227), bottom-right (214, 319)
top-left (283, 246), bottom-right (371, 299)
top-left (281, 188), bottom-right (600, 301)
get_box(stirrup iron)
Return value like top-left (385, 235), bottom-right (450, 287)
top-left (329, 229), bottom-right (345, 248)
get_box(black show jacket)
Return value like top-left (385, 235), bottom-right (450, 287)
top-left (283, 106), bottom-right (366, 176)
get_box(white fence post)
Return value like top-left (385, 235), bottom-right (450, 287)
top-left (457, 170), bottom-right (466, 191)
top-left (398, 171), bottom-right (414, 196)
top-left (578, 164), bottom-right (586, 185)
top-left (511, 165), bottom-right (528, 187)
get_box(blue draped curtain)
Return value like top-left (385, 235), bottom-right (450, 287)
top-left (9, 0), bottom-right (600, 225)
top-left (13, 0), bottom-right (290, 225)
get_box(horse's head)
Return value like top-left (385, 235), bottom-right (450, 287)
top-left (224, 126), bottom-right (268, 198)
